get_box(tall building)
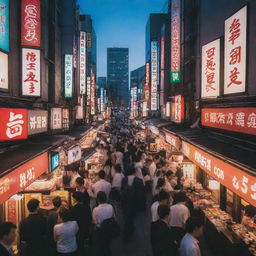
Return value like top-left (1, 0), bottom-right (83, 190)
top-left (107, 48), bottom-right (129, 106)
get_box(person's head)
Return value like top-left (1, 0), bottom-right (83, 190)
top-left (153, 154), bottom-right (160, 163)
top-left (156, 178), bottom-right (165, 190)
top-left (165, 170), bottom-right (174, 180)
top-left (145, 158), bottom-right (153, 168)
top-left (244, 205), bottom-right (256, 218)
top-left (0, 222), bottom-right (17, 246)
top-left (142, 167), bottom-right (149, 177)
top-left (98, 170), bottom-right (106, 180)
top-left (72, 191), bottom-right (84, 203)
top-left (157, 204), bottom-right (170, 222)
top-left (97, 191), bottom-right (107, 204)
top-left (185, 217), bottom-right (204, 238)
top-left (59, 207), bottom-right (72, 223)
top-left (175, 191), bottom-right (187, 204)
top-left (158, 190), bottom-right (170, 205)
top-left (52, 196), bottom-right (62, 209)
top-left (115, 164), bottom-right (122, 173)
top-left (75, 177), bottom-right (85, 187)
top-left (126, 164), bottom-right (136, 176)
top-left (27, 199), bottom-right (40, 213)
top-left (61, 200), bottom-right (69, 209)
top-left (156, 170), bottom-right (162, 178)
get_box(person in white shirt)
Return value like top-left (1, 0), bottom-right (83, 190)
top-left (180, 217), bottom-right (204, 256)
top-left (114, 147), bottom-right (123, 166)
top-left (92, 170), bottom-right (112, 199)
top-left (148, 159), bottom-right (157, 178)
top-left (92, 191), bottom-right (114, 227)
top-left (70, 171), bottom-right (81, 188)
top-left (54, 208), bottom-right (79, 255)
top-left (112, 164), bottom-right (124, 190)
top-left (151, 190), bottom-right (170, 222)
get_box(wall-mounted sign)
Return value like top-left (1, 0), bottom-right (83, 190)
top-left (0, 152), bottom-right (48, 204)
top-left (151, 41), bottom-right (158, 111)
top-left (142, 101), bottom-right (147, 117)
top-left (130, 87), bottom-right (137, 118)
top-left (87, 76), bottom-right (91, 106)
top-left (170, 0), bottom-right (181, 83)
top-left (166, 102), bottom-right (170, 117)
top-left (91, 73), bottom-right (96, 115)
top-left (182, 141), bottom-right (256, 207)
top-left (0, 108), bottom-right (27, 141)
top-left (62, 108), bottom-right (69, 130)
top-left (0, 0), bottom-right (9, 52)
top-left (87, 32), bottom-right (92, 48)
top-left (224, 6), bottom-right (247, 94)
top-left (28, 110), bottom-right (47, 135)
top-left (0, 51), bottom-right (8, 89)
top-left (67, 145), bottom-right (82, 165)
top-left (201, 39), bottom-right (220, 98)
top-left (144, 62), bottom-right (150, 103)
top-left (76, 105), bottom-right (84, 120)
top-left (80, 31), bottom-right (86, 95)
top-left (202, 107), bottom-right (256, 136)
top-left (64, 54), bottom-right (73, 98)
top-left (21, 0), bottom-right (41, 47)
top-left (73, 36), bottom-right (77, 69)
top-left (51, 153), bottom-right (60, 171)
top-left (51, 108), bottom-right (62, 130)
top-left (172, 95), bottom-right (184, 123)
top-left (165, 131), bottom-right (181, 150)
top-left (100, 87), bottom-right (104, 113)
top-left (22, 48), bottom-right (40, 97)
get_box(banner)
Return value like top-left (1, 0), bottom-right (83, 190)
top-left (80, 31), bottom-right (86, 94)
top-left (0, 51), bottom-right (8, 89)
top-left (0, 0), bottom-right (9, 52)
top-left (64, 54), bottom-right (73, 98)
top-left (151, 41), bottom-right (158, 111)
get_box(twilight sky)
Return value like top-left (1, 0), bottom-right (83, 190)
top-left (78, 0), bottom-right (168, 77)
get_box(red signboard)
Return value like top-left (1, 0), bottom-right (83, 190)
top-left (165, 131), bottom-right (181, 150)
top-left (0, 152), bottom-right (48, 204)
top-left (0, 108), bottom-right (28, 141)
top-left (21, 0), bottom-right (41, 47)
top-left (202, 108), bottom-right (256, 136)
top-left (182, 141), bottom-right (256, 207)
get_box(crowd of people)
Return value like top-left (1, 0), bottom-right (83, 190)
top-left (0, 115), bottom-right (205, 256)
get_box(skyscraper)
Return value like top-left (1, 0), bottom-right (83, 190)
top-left (107, 48), bottom-right (129, 106)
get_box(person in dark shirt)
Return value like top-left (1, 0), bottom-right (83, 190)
top-left (71, 191), bottom-right (92, 256)
top-left (151, 205), bottom-right (178, 256)
top-left (19, 199), bottom-right (47, 256)
top-left (0, 222), bottom-right (17, 256)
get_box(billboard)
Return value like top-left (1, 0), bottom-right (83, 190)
top-left (51, 108), bottom-right (62, 130)
top-left (86, 76), bottom-right (91, 106)
top-left (0, 0), bottom-right (9, 52)
top-left (91, 73), bottom-right (96, 115)
top-left (22, 48), bottom-right (40, 96)
top-left (79, 31), bottom-right (86, 94)
top-left (64, 54), bottom-right (73, 98)
top-left (172, 95), bottom-right (184, 123)
top-left (0, 51), bottom-right (8, 89)
top-left (151, 41), bottom-right (158, 111)
top-left (28, 110), bottom-right (48, 135)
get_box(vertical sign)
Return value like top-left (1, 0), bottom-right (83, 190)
top-left (0, 0), bottom-right (9, 52)
top-left (0, 51), bottom-right (8, 89)
top-left (151, 41), bottom-right (158, 111)
top-left (86, 76), bottom-right (91, 106)
top-left (201, 39), bottom-right (220, 98)
top-left (100, 87), bottom-right (104, 112)
top-left (64, 54), bottom-right (73, 98)
top-left (172, 95), bottom-right (184, 123)
top-left (28, 110), bottom-right (48, 135)
top-left (22, 48), bottom-right (40, 96)
top-left (144, 62), bottom-right (150, 103)
top-left (91, 73), bottom-right (95, 115)
top-left (170, 0), bottom-right (181, 83)
top-left (87, 32), bottom-right (92, 48)
top-left (51, 108), bottom-right (62, 130)
top-left (224, 6), bottom-right (247, 94)
top-left (21, 0), bottom-right (41, 47)
top-left (80, 31), bottom-right (86, 94)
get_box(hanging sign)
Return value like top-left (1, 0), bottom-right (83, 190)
top-left (64, 54), bottom-right (73, 98)
top-left (80, 31), bottom-right (86, 94)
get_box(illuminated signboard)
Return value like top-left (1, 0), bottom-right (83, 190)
top-left (224, 6), bottom-right (247, 94)
top-left (51, 153), bottom-right (60, 171)
top-left (100, 87), bottom-right (104, 112)
top-left (80, 31), bottom-right (86, 94)
top-left (0, 0), bottom-right (9, 52)
top-left (172, 95), bottom-right (184, 123)
top-left (0, 51), bottom-right (8, 89)
top-left (64, 54), bottom-right (73, 98)
top-left (86, 76), bottom-right (91, 106)
top-left (144, 62), bottom-right (150, 103)
top-left (170, 0), bottom-right (181, 83)
top-left (51, 108), bottom-right (62, 130)
top-left (201, 39), bottom-right (220, 98)
top-left (28, 110), bottom-right (48, 135)
top-left (151, 41), bottom-right (158, 111)
top-left (22, 48), bottom-right (40, 97)
top-left (21, 0), bottom-right (41, 47)
top-left (91, 73), bottom-right (96, 115)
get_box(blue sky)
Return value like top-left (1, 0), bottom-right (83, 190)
top-left (78, 0), bottom-right (168, 77)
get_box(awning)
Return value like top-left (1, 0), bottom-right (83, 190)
top-left (64, 125), bottom-right (91, 140)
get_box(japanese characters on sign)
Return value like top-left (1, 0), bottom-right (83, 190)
top-left (21, 0), bottom-right (41, 47)
top-left (161, 35), bottom-right (165, 70)
top-left (166, 102), bottom-right (170, 117)
top-left (87, 32), bottom-right (92, 48)
top-left (0, 0), bottom-right (9, 52)
top-left (151, 41), bottom-right (158, 111)
top-left (172, 95), bottom-right (184, 123)
top-left (28, 110), bottom-right (47, 135)
top-left (100, 87), bottom-right (104, 113)
top-left (0, 108), bottom-right (27, 141)
top-left (0, 152), bottom-right (48, 204)
top-left (165, 131), bottom-right (181, 150)
top-left (62, 108), bottom-right (69, 130)
top-left (202, 107), bottom-right (256, 136)
top-left (144, 62), bottom-right (150, 103)
top-left (51, 153), bottom-right (60, 171)
top-left (5, 199), bottom-right (18, 225)
top-left (201, 39), bottom-right (220, 98)
top-left (80, 31), bottom-right (86, 95)
top-left (0, 51), bottom-right (8, 89)
top-left (67, 145), bottom-right (82, 165)
top-left (76, 105), bottom-right (84, 120)
top-left (224, 6), bottom-right (247, 94)
top-left (87, 76), bottom-right (91, 106)
top-left (182, 141), bottom-right (256, 207)
top-left (170, 0), bottom-right (181, 83)
top-left (51, 108), bottom-right (62, 130)
top-left (91, 73), bottom-right (96, 115)
top-left (142, 101), bottom-right (147, 117)
top-left (22, 48), bottom-right (40, 96)
top-left (64, 54), bottom-right (73, 98)
top-left (130, 87), bottom-right (137, 118)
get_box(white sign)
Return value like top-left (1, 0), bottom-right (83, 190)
top-left (224, 6), bottom-right (247, 94)
top-left (76, 105), bottom-right (84, 119)
top-left (86, 76), bottom-right (91, 106)
top-left (28, 110), bottom-right (48, 135)
top-left (80, 31), bottom-right (86, 94)
top-left (151, 41), bottom-right (158, 111)
top-left (51, 108), bottom-right (62, 130)
top-left (100, 87), bottom-right (104, 112)
top-left (64, 54), bottom-right (73, 98)
top-left (67, 145), bottom-right (82, 165)
top-left (22, 48), bottom-right (40, 96)
top-left (0, 51), bottom-right (8, 90)
top-left (91, 73), bottom-right (95, 115)
top-left (201, 39), bottom-right (220, 98)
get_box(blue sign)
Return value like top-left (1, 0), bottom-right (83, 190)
top-left (51, 153), bottom-right (60, 171)
top-left (0, 0), bottom-right (9, 52)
